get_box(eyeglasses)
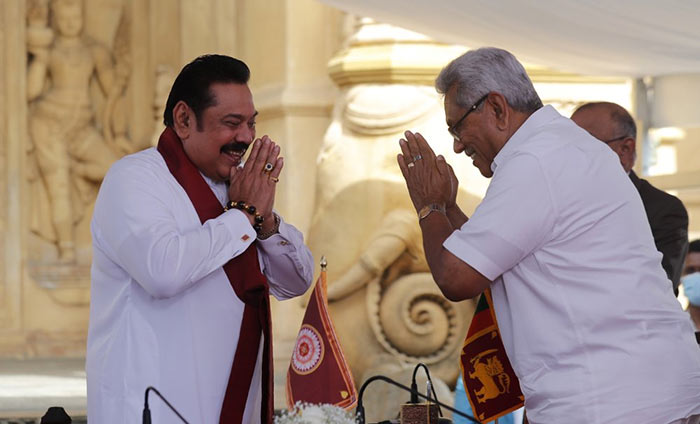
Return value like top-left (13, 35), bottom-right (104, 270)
top-left (448, 94), bottom-right (489, 140)
top-left (601, 135), bottom-right (629, 144)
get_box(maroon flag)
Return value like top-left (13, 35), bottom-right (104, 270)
top-left (286, 259), bottom-right (357, 409)
top-left (459, 289), bottom-right (523, 423)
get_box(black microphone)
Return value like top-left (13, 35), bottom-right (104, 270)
top-left (355, 374), bottom-right (479, 424)
top-left (143, 386), bottom-right (190, 424)
top-left (410, 363), bottom-right (443, 417)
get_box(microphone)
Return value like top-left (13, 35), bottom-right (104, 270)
top-left (410, 363), bottom-right (443, 418)
top-left (143, 386), bottom-right (191, 424)
top-left (355, 374), bottom-right (479, 424)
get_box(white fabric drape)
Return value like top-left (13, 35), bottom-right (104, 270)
top-left (320, 0), bottom-right (700, 77)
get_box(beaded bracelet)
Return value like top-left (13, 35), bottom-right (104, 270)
top-left (224, 200), bottom-right (264, 231)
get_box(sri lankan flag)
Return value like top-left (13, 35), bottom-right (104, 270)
top-left (459, 289), bottom-right (523, 423)
top-left (286, 259), bottom-right (357, 409)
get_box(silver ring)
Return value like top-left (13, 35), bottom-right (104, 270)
top-left (413, 154), bottom-right (423, 161)
top-left (407, 162), bottom-right (415, 168)
top-left (264, 162), bottom-right (274, 172)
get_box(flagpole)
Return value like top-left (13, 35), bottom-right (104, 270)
top-left (320, 255), bottom-right (327, 293)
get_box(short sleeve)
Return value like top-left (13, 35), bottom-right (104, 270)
top-left (443, 153), bottom-right (556, 280)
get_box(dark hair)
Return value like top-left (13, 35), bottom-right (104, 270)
top-left (690, 239), bottom-right (700, 253)
top-left (163, 54), bottom-right (250, 129)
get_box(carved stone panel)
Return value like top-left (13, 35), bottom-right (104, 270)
top-left (25, 0), bottom-right (132, 298)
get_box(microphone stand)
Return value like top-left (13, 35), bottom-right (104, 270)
top-left (143, 386), bottom-right (190, 424)
top-left (411, 362), bottom-right (443, 417)
top-left (356, 375), bottom-right (479, 424)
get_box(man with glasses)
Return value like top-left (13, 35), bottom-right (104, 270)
top-left (571, 102), bottom-right (689, 295)
top-left (397, 47), bottom-right (700, 423)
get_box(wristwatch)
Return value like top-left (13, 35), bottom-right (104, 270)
top-left (418, 203), bottom-right (446, 220)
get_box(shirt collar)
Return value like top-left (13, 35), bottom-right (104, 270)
top-left (491, 105), bottom-right (561, 174)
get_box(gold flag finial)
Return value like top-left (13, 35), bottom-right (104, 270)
top-left (320, 256), bottom-right (327, 270)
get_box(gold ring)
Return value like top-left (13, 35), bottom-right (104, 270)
top-left (407, 162), bottom-right (415, 168)
top-left (264, 162), bottom-right (274, 173)
top-left (269, 176), bottom-right (279, 183)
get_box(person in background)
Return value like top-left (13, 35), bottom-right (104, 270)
top-left (571, 102), bottom-right (689, 295)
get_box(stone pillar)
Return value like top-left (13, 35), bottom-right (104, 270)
top-left (646, 74), bottom-right (700, 237)
top-left (240, 0), bottom-right (344, 234)
top-left (0, 0), bottom-right (27, 356)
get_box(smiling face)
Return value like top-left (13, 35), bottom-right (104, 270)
top-left (181, 82), bottom-right (257, 181)
top-left (444, 86), bottom-right (499, 178)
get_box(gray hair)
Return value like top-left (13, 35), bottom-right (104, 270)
top-left (436, 47), bottom-right (542, 113)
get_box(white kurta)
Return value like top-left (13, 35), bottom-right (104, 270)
top-left (86, 148), bottom-right (313, 424)
top-left (444, 106), bottom-right (700, 423)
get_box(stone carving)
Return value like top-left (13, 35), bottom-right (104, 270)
top-left (308, 83), bottom-right (482, 417)
top-left (25, 0), bottom-right (130, 263)
top-left (151, 65), bottom-right (176, 146)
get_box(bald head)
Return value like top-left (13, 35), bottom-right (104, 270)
top-left (571, 102), bottom-right (637, 173)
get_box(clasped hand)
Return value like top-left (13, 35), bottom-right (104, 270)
top-left (227, 135), bottom-right (283, 231)
top-left (397, 131), bottom-right (458, 213)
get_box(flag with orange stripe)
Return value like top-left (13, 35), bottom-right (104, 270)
top-left (286, 259), bottom-right (357, 409)
top-left (459, 289), bottom-right (523, 423)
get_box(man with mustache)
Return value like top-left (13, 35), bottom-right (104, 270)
top-left (571, 101), bottom-right (689, 295)
top-left (397, 47), bottom-right (700, 423)
top-left (86, 54), bottom-right (313, 424)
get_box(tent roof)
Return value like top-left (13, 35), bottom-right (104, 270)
top-left (321, 0), bottom-right (700, 77)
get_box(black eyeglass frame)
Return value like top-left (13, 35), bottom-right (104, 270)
top-left (448, 93), bottom-right (489, 140)
top-left (601, 135), bottom-right (631, 144)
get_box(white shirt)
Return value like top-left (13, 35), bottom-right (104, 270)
top-left (86, 148), bottom-right (313, 424)
top-left (444, 106), bottom-right (700, 423)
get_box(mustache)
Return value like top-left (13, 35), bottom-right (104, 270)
top-left (220, 141), bottom-right (250, 154)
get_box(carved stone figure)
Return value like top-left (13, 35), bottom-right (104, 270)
top-left (26, 0), bottom-right (130, 262)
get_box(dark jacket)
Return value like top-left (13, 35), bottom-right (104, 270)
top-left (629, 170), bottom-right (689, 295)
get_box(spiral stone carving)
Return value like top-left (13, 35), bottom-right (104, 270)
top-left (367, 272), bottom-right (469, 366)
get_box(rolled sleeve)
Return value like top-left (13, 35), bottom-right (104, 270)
top-left (444, 228), bottom-right (524, 281)
top-left (443, 153), bottom-right (556, 280)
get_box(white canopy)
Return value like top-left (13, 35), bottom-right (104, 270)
top-left (320, 0), bottom-right (700, 77)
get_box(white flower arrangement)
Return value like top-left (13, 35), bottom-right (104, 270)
top-left (274, 401), bottom-right (358, 424)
